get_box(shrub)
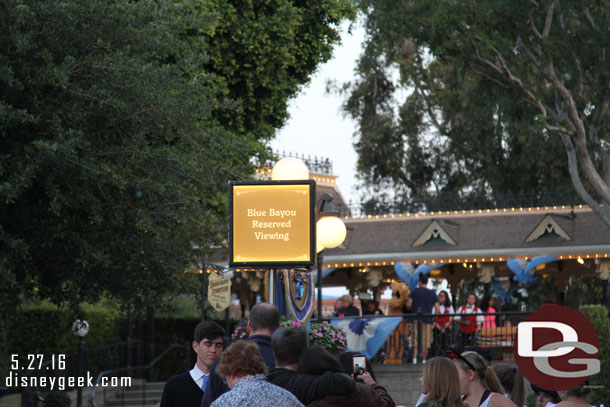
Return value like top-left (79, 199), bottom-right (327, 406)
top-left (579, 304), bottom-right (610, 403)
top-left (231, 319), bottom-right (250, 342)
top-left (43, 391), bottom-right (71, 407)
top-left (308, 322), bottom-right (346, 354)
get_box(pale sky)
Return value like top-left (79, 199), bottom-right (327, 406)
top-left (270, 22), bottom-right (439, 300)
top-left (271, 22), bottom-right (366, 298)
top-left (270, 22), bottom-right (365, 205)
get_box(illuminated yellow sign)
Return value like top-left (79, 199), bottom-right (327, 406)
top-left (230, 181), bottom-right (315, 266)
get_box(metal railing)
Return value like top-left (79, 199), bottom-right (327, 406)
top-left (90, 343), bottom-right (190, 407)
top-left (337, 190), bottom-right (583, 218)
top-left (19, 342), bottom-right (132, 407)
top-left (259, 151), bottom-right (334, 175)
top-left (329, 311), bottom-right (529, 364)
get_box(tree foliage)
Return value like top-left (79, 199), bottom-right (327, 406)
top-left (0, 0), bottom-right (353, 312)
top-left (203, 0), bottom-right (355, 143)
top-left (345, 0), bottom-right (610, 224)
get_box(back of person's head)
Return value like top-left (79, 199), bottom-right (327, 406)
top-left (462, 346), bottom-right (492, 364)
top-left (531, 384), bottom-right (561, 404)
top-left (217, 341), bottom-right (267, 379)
top-left (455, 351), bottom-right (505, 394)
top-left (419, 273), bottom-right (429, 285)
top-left (271, 326), bottom-right (307, 366)
top-left (480, 296), bottom-right (492, 312)
top-left (341, 294), bottom-right (353, 305)
top-left (492, 363), bottom-right (524, 407)
top-left (249, 302), bottom-right (280, 333)
top-left (194, 320), bottom-right (225, 343)
top-left (338, 352), bottom-right (377, 381)
top-left (564, 381), bottom-right (591, 399)
top-left (423, 357), bottom-right (464, 407)
top-left (298, 345), bottom-right (343, 375)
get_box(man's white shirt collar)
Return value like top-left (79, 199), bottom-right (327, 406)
top-left (189, 364), bottom-right (207, 388)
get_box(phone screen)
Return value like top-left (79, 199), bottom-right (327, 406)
top-left (352, 355), bottom-right (366, 376)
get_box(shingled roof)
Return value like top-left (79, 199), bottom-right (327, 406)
top-left (322, 206), bottom-right (610, 266)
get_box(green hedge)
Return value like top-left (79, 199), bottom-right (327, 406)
top-left (580, 304), bottom-right (610, 403)
top-left (2, 306), bottom-right (122, 381)
top-left (1, 306), bottom-right (238, 383)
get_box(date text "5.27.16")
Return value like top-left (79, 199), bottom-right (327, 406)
top-left (11, 354), bottom-right (66, 370)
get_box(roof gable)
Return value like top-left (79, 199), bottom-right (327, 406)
top-left (412, 220), bottom-right (457, 247)
top-left (525, 214), bottom-right (572, 242)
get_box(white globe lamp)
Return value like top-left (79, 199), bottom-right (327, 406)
top-left (316, 215), bottom-right (347, 249)
top-left (271, 157), bottom-right (309, 181)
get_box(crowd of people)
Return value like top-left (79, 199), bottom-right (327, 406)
top-left (331, 274), bottom-right (504, 363)
top-left (161, 302), bottom-right (396, 407)
top-left (160, 302), bottom-right (603, 407)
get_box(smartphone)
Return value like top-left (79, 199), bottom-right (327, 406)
top-left (352, 353), bottom-right (366, 377)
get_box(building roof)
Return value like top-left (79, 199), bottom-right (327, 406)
top-left (322, 206), bottom-right (610, 266)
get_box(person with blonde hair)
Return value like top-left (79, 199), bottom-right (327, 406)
top-left (450, 350), bottom-right (516, 407)
top-left (418, 357), bottom-right (467, 407)
top-left (334, 294), bottom-right (360, 317)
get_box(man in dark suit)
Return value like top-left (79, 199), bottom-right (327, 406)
top-left (160, 320), bottom-right (225, 407)
top-left (201, 302), bottom-right (280, 407)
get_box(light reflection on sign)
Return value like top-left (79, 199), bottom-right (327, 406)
top-left (230, 182), bottom-right (315, 266)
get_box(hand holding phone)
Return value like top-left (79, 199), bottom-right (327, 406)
top-left (352, 354), bottom-right (366, 378)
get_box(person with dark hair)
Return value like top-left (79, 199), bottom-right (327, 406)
top-left (454, 293), bottom-right (484, 350)
top-left (451, 350), bottom-right (516, 407)
top-left (267, 327), bottom-right (355, 405)
top-left (202, 302), bottom-right (280, 407)
top-left (211, 341), bottom-right (303, 407)
top-left (492, 363), bottom-right (524, 407)
top-left (297, 347), bottom-right (395, 407)
top-left (480, 296), bottom-right (497, 329)
top-left (556, 381), bottom-right (593, 407)
top-left (431, 290), bottom-right (454, 357)
top-left (406, 273), bottom-right (440, 363)
top-left (362, 299), bottom-right (384, 316)
top-left (161, 320), bottom-right (225, 407)
top-left (531, 384), bottom-right (561, 407)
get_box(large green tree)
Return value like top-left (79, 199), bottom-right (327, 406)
top-left (0, 0), bottom-right (354, 312)
top-left (345, 0), bottom-right (610, 223)
top-left (0, 0), bottom-right (242, 311)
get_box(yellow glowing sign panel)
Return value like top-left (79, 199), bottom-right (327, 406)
top-left (230, 182), bottom-right (314, 266)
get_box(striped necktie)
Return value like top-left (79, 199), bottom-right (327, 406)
top-left (201, 374), bottom-right (208, 391)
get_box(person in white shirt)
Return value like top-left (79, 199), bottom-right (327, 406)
top-left (160, 320), bottom-right (225, 407)
top-left (451, 350), bottom-right (516, 407)
top-left (454, 293), bottom-right (484, 350)
top-left (431, 290), bottom-right (454, 357)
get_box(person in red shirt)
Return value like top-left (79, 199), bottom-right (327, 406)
top-left (431, 290), bottom-right (454, 357)
top-left (454, 293), bottom-right (484, 351)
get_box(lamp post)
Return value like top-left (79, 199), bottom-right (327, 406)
top-left (72, 319), bottom-right (89, 407)
top-left (270, 157), bottom-right (346, 319)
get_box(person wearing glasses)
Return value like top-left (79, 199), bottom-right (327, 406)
top-left (161, 320), bottom-right (225, 407)
top-left (450, 350), bottom-right (517, 407)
